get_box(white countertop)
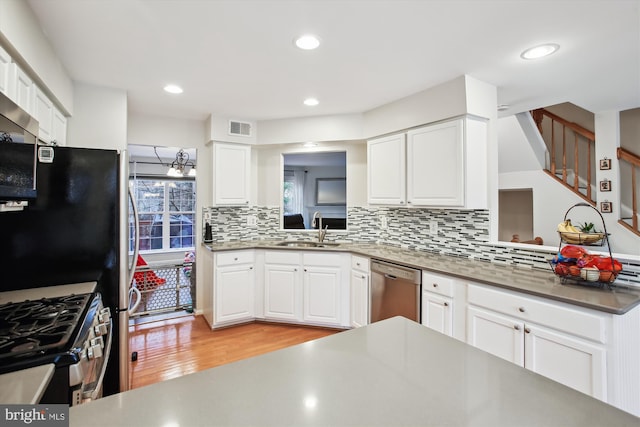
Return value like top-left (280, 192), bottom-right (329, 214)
top-left (0, 364), bottom-right (55, 404)
top-left (0, 282), bottom-right (97, 305)
top-left (69, 317), bottom-right (639, 426)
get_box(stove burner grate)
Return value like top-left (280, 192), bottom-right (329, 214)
top-left (0, 293), bottom-right (91, 360)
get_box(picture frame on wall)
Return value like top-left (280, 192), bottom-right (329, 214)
top-left (600, 201), bottom-right (612, 213)
top-left (599, 158), bottom-right (611, 170)
top-left (599, 180), bottom-right (611, 192)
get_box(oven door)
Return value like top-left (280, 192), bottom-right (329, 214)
top-left (72, 316), bottom-right (113, 406)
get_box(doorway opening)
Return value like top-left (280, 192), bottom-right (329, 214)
top-left (127, 144), bottom-right (197, 324)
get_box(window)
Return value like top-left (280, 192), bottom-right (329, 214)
top-left (129, 179), bottom-right (196, 252)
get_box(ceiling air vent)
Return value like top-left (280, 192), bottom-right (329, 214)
top-left (228, 120), bottom-right (252, 137)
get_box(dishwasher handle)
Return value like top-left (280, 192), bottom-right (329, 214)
top-left (371, 260), bottom-right (421, 284)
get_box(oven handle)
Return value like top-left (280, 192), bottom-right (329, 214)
top-left (85, 318), bottom-right (113, 402)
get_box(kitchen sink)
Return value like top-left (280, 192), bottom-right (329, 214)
top-left (275, 241), bottom-right (340, 248)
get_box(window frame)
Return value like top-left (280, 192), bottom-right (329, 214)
top-left (130, 176), bottom-right (196, 253)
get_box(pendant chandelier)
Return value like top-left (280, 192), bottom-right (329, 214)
top-left (167, 149), bottom-right (196, 177)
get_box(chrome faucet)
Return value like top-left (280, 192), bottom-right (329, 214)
top-left (312, 211), bottom-right (327, 242)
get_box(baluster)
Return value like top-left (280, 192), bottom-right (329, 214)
top-left (574, 133), bottom-right (579, 192)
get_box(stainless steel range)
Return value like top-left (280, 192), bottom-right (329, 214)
top-left (0, 283), bottom-right (112, 406)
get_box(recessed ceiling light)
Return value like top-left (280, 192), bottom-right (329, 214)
top-left (164, 84), bottom-right (183, 94)
top-left (497, 104), bottom-right (510, 111)
top-left (520, 43), bottom-right (559, 60)
top-left (303, 98), bottom-right (319, 106)
top-left (294, 35), bottom-right (320, 50)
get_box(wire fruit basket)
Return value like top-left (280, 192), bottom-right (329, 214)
top-left (549, 203), bottom-right (622, 289)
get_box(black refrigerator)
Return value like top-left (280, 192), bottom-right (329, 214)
top-left (0, 145), bottom-right (132, 397)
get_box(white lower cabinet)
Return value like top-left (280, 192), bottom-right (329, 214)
top-left (350, 255), bottom-right (370, 328)
top-left (264, 251), bottom-right (302, 322)
top-left (524, 323), bottom-right (606, 400)
top-left (209, 250), bottom-right (255, 327)
top-left (422, 292), bottom-right (454, 337)
top-left (421, 271), bottom-right (458, 338)
top-left (262, 251), bottom-right (349, 328)
top-left (466, 284), bottom-right (607, 401)
top-left (303, 265), bottom-right (341, 325)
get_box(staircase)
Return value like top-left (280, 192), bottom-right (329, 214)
top-left (617, 147), bottom-right (640, 236)
top-left (531, 108), bottom-right (596, 204)
top-left (531, 108), bottom-right (640, 238)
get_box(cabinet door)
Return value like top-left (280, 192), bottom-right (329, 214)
top-left (407, 119), bottom-right (463, 206)
top-left (350, 270), bottom-right (369, 328)
top-left (52, 107), bottom-right (67, 146)
top-left (0, 45), bottom-right (11, 97)
top-left (303, 266), bottom-right (341, 326)
top-left (264, 264), bottom-right (300, 321)
top-left (525, 324), bottom-right (606, 400)
top-left (467, 306), bottom-right (525, 365)
top-left (422, 291), bottom-right (453, 336)
top-left (215, 264), bottom-right (254, 324)
top-left (34, 86), bottom-right (53, 143)
top-left (367, 133), bottom-right (406, 205)
top-left (213, 143), bottom-right (250, 205)
top-left (12, 64), bottom-right (33, 114)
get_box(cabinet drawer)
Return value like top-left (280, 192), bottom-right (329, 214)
top-left (422, 271), bottom-right (454, 297)
top-left (351, 255), bottom-right (370, 272)
top-left (216, 250), bottom-right (254, 266)
top-left (303, 252), bottom-right (342, 267)
top-left (264, 250), bottom-right (301, 265)
top-left (468, 285), bottom-right (605, 343)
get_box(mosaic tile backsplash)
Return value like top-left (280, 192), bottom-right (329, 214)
top-left (202, 205), bottom-right (640, 287)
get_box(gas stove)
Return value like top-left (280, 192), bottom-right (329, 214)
top-left (0, 283), bottom-right (112, 405)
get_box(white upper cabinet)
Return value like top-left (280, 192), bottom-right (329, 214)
top-left (0, 45), bottom-right (11, 98)
top-left (367, 133), bottom-right (406, 205)
top-left (34, 86), bottom-right (53, 143)
top-left (213, 142), bottom-right (251, 206)
top-left (12, 64), bottom-right (33, 114)
top-left (407, 119), bottom-right (464, 206)
top-left (52, 107), bottom-right (67, 146)
top-left (367, 116), bottom-right (488, 209)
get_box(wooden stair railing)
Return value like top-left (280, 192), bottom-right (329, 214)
top-left (617, 147), bottom-right (640, 236)
top-left (531, 108), bottom-right (596, 204)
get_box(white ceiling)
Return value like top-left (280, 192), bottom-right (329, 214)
top-left (27, 0), bottom-right (640, 122)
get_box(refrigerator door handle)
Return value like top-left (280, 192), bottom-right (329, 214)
top-left (127, 185), bottom-right (140, 289)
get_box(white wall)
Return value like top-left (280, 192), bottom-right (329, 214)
top-left (67, 82), bottom-right (127, 150)
top-left (362, 75), bottom-right (467, 137)
top-left (498, 116), bottom-right (543, 173)
top-left (258, 113), bottom-right (364, 145)
top-left (0, 0), bottom-right (73, 114)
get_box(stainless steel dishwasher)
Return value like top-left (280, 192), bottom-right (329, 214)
top-left (370, 259), bottom-right (421, 323)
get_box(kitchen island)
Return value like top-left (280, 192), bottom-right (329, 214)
top-left (70, 317), bottom-right (639, 426)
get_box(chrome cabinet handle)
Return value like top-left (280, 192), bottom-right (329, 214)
top-left (514, 325), bottom-right (520, 330)
top-left (433, 283), bottom-right (438, 288)
top-left (525, 328), bottom-right (531, 334)
top-left (443, 302), bottom-right (449, 307)
top-left (518, 307), bottom-right (526, 313)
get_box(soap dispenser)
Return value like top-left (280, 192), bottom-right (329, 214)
top-left (203, 222), bottom-right (213, 243)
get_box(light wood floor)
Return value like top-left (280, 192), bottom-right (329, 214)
top-left (128, 315), bottom-right (340, 389)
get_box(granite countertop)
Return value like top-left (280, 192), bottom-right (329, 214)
top-left (203, 241), bottom-right (640, 314)
top-left (0, 364), bottom-right (54, 404)
top-left (69, 317), bottom-right (639, 426)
